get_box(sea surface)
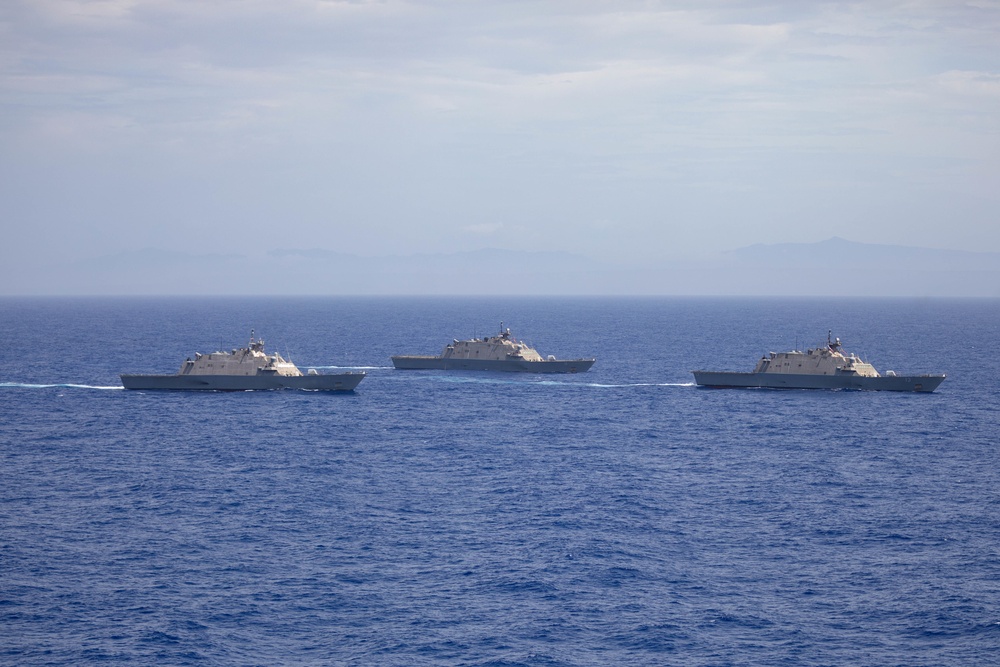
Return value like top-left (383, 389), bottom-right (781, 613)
top-left (2, 296), bottom-right (999, 666)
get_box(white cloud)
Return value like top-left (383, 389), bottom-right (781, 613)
top-left (28, 0), bottom-right (141, 24)
top-left (931, 69), bottom-right (1000, 98)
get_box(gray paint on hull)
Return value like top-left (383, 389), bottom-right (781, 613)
top-left (120, 372), bottom-right (365, 391)
top-left (691, 371), bottom-right (945, 392)
top-left (391, 356), bottom-right (595, 373)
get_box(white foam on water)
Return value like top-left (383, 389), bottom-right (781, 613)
top-left (0, 382), bottom-right (124, 390)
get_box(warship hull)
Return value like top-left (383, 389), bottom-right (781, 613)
top-left (391, 356), bottom-right (595, 373)
top-left (120, 372), bottom-right (365, 392)
top-left (692, 371), bottom-right (945, 392)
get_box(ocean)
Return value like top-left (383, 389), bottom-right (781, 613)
top-left (2, 296), bottom-right (998, 666)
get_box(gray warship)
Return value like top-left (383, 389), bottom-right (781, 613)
top-left (121, 331), bottom-right (365, 391)
top-left (391, 324), bottom-right (595, 373)
top-left (692, 332), bottom-right (945, 392)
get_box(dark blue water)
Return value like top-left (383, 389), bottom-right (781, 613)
top-left (2, 297), bottom-right (999, 666)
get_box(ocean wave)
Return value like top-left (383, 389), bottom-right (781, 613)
top-left (0, 382), bottom-right (123, 390)
top-left (307, 365), bottom-right (394, 370)
top-left (391, 374), bottom-right (694, 389)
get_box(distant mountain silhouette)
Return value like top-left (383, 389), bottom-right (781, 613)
top-left (729, 237), bottom-right (1000, 270)
top-left (700, 237), bottom-right (1000, 297)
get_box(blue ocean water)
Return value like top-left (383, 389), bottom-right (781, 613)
top-left (1, 296), bottom-right (999, 666)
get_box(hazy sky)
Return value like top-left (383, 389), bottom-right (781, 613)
top-left (2, 0), bottom-right (999, 280)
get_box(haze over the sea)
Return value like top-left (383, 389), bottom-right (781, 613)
top-left (6, 238), bottom-right (997, 297)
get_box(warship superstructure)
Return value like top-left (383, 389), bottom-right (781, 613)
top-left (692, 332), bottom-right (945, 392)
top-left (391, 324), bottom-right (595, 373)
top-left (121, 331), bottom-right (365, 391)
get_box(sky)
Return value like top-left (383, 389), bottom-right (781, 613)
top-left (1, 0), bottom-right (999, 294)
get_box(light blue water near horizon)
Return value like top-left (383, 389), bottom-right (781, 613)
top-left (2, 296), bottom-right (999, 666)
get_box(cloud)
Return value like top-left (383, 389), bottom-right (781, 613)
top-left (931, 69), bottom-right (1000, 99)
top-left (28, 0), bottom-right (142, 25)
top-left (2, 0), bottom-right (999, 282)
